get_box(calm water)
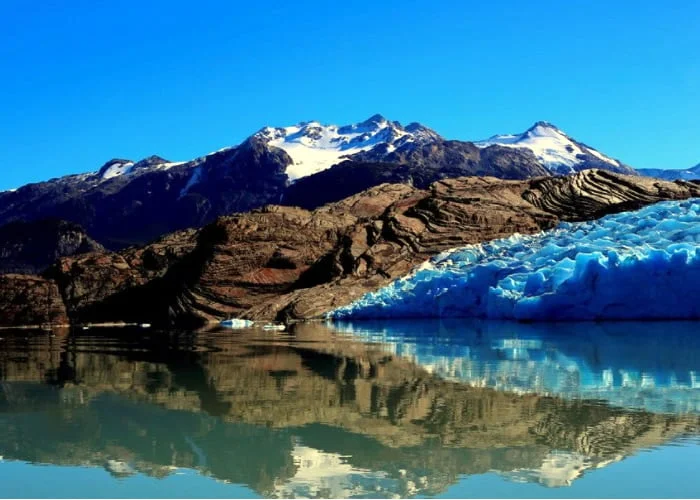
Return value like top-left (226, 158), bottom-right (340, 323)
top-left (1, 320), bottom-right (700, 498)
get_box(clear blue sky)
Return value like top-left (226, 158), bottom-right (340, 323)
top-left (1, 0), bottom-right (698, 190)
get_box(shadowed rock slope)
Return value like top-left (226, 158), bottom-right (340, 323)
top-left (1, 170), bottom-right (698, 327)
top-left (0, 219), bottom-right (104, 274)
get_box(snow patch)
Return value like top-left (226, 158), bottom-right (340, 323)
top-left (272, 445), bottom-right (401, 499)
top-left (179, 166), bottom-right (203, 198)
top-left (255, 115), bottom-right (437, 181)
top-left (100, 161), bottom-right (134, 180)
top-left (476, 122), bottom-right (620, 174)
top-left (502, 451), bottom-right (620, 488)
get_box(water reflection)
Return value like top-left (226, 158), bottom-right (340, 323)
top-left (331, 320), bottom-right (700, 414)
top-left (0, 321), bottom-right (698, 497)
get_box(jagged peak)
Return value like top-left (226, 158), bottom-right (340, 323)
top-left (524, 121), bottom-right (566, 137)
top-left (529, 120), bottom-right (559, 129)
top-left (405, 121), bottom-right (440, 135)
top-left (249, 115), bottom-right (442, 181)
top-left (359, 113), bottom-right (388, 127)
top-left (133, 155), bottom-right (170, 168)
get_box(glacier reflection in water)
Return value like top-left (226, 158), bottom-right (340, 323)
top-left (0, 323), bottom-right (699, 498)
top-left (330, 319), bottom-right (700, 414)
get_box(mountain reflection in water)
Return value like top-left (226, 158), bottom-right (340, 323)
top-left (0, 320), bottom-right (699, 498)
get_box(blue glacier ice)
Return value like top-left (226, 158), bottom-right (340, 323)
top-left (331, 199), bottom-right (700, 321)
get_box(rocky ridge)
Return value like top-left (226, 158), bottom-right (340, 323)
top-left (0, 116), bottom-right (642, 249)
top-left (0, 219), bottom-right (104, 274)
top-left (1, 170), bottom-right (697, 327)
top-left (638, 163), bottom-right (700, 181)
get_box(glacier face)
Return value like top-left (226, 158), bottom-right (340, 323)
top-left (332, 199), bottom-right (700, 321)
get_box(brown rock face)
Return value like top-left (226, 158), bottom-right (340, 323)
top-left (246, 171), bottom-right (700, 321)
top-left (2, 170), bottom-right (698, 327)
top-left (0, 274), bottom-right (68, 326)
top-left (522, 169), bottom-right (698, 220)
top-left (45, 229), bottom-right (199, 324)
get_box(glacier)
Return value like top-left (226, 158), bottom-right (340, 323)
top-left (331, 199), bottom-right (700, 321)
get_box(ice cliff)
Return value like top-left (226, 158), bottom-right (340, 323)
top-left (331, 199), bottom-right (700, 321)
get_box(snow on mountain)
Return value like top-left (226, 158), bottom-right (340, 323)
top-left (502, 451), bottom-right (621, 488)
top-left (5, 116), bottom-right (633, 195)
top-left (475, 121), bottom-right (626, 175)
top-left (99, 160), bottom-right (135, 180)
top-left (254, 114), bottom-right (441, 181)
top-left (271, 445), bottom-right (401, 498)
top-left (96, 156), bottom-right (186, 182)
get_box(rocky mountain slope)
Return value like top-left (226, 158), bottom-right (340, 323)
top-left (0, 116), bottom-right (639, 249)
top-left (0, 140), bottom-right (290, 249)
top-left (1, 170), bottom-right (696, 328)
top-left (0, 219), bottom-right (104, 274)
top-left (638, 163), bottom-right (700, 181)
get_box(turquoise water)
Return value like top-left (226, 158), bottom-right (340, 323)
top-left (1, 321), bottom-right (699, 498)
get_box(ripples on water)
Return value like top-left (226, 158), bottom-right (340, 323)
top-left (0, 320), bottom-right (699, 498)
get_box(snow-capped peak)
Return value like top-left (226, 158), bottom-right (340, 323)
top-left (97, 156), bottom-right (185, 181)
top-left (475, 121), bottom-right (623, 174)
top-left (254, 115), bottom-right (441, 181)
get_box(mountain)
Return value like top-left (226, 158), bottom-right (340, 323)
top-left (0, 219), bottom-right (104, 274)
top-left (254, 114), bottom-right (442, 180)
top-left (475, 121), bottom-right (636, 175)
top-left (3, 170), bottom-right (696, 328)
top-left (0, 140), bottom-right (290, 249)
top-left (0, 116), bottom-right (638, 249)
top-left (638, 163), bottom-right (700, 181)
top-left (283, 145), bottom-right (551, 210)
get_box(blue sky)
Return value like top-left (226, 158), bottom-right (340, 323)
top-left (1, 0), bottom-right (698, 190)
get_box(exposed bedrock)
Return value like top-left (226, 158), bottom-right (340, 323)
top-left (1, 170), bottom-right (698, 326)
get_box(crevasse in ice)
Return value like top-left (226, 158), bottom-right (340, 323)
top-left (331, 199), bottom-right (700, 321)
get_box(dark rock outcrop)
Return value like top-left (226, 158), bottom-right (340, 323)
top-left (0, 138), bottom-right (291, 249)
top-left (0, 219), bottom-right (104, 274)
top-left (522, 169), bottom-right (699, 220)
top-left (1, 170), bottom-right (698, 327)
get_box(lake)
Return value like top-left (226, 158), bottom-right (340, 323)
top-left (1, 320), bottom-right (699, 498)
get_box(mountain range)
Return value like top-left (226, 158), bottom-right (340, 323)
top-left (0, 115), bottom-right (700, 260)
top-left (0, 115), bottom-right (644, 251)
top-left (638, 163), bottom-right (700, 181)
